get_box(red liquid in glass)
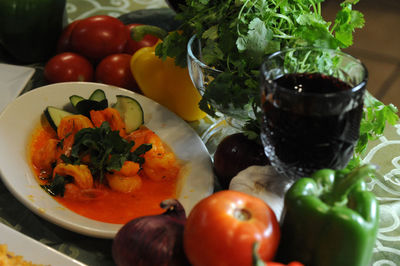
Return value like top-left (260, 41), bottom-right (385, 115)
top-left (261, 73), bottom-right (364, 178)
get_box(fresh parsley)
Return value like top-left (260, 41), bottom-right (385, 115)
top-left (61, 122), bottom-right (152, 183)
top-left (157, 0), bottom-right (398, 160)
top-left (158, 0), bottom-right (366, 119)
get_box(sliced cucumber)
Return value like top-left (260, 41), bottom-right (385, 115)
top-left (89, 89), bottom-right (107, 102)
top-left (69, 95), bottom-right (85, 108)
top-left (44, 106), bottom-right (74, 131)
top-left (71, 89), bottom-right (108, 117)
top-left (113, 95), bottom-right (144, 133)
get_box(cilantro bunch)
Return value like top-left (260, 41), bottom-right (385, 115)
top-left (157, 0), bottom-right (398, 161)
top-left (158, 0), bottom-right (364, 117)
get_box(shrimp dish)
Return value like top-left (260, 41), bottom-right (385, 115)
top-left (29, 94), bottom-right (182, 224)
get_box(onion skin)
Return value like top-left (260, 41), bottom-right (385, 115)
top-left (112, 199), bottom-right (190, 266)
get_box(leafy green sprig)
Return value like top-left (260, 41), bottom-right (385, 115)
top-left (61, 122), bottom-right (152, 183)
top-left (159, 0), bottom-right (365, 67)
top-left (353, 93), bottom-right (399, 155)
top-left (41, 174), bottom-right (73, 197)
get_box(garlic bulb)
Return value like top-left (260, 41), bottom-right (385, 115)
top-left (229, 165), bottom-right (294, 221)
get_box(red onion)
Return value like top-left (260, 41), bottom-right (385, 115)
top-left (112, 199), bottom-right (190, 266)
top-left (214, 133), bottom-right (269, 189)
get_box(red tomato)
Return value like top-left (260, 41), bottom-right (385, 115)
top-left (183, 190), bottom-right (280, 266)
top-left (95, 54), bottom-right (140, 92)
top-left (124, 24), bottom-right (159, 54)
top-left (44, 52), bottom-right (94, 83)
top-left (70, 15), bottom-right (129, 60)
top-left (56, 20), bottom-right (81, 53)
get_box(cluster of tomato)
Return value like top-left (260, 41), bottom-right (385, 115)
top-left (43, 15), bottom-right (158, 93)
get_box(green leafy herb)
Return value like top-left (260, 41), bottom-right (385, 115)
top-left (157, 0), bottom-right (399, 164)
top-left (128, 144), bottom-right (153, 165)
top-left (62, 122), bottom-right (152, 183)
top-left (157, 0), bottom-right (366, 120)
top-left (354, 93), bottom-right (399, 154)
top-left (41, 174), bottom-right (73, 197)
top-left (333, 1), bottom-right (365, 47)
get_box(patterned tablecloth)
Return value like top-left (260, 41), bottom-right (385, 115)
top-left (66, 0), bottom-right (167, 23)
top-left (363, 125), bottom-right (400, 265)
top-left (0, 0), bottom-right (399, 265)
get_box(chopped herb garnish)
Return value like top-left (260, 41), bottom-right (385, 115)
top-left (128, 143), bottom-right (153, 165)
top-left (63, 122), bottom-right (152, 183)
top-left (41, 174), bottom-right (73, 197)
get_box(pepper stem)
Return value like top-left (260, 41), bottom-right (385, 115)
top-left (328, 164), bottom-right (376, 205)
top-left (130, 25), bottom-right (168, 42)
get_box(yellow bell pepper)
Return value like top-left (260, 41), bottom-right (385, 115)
top-left (130, 44), bottom-right (206, 122)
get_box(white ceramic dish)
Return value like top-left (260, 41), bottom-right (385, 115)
top-left (0, 63), bottom-right (35, 113)
top-left (0, 222), bottom-right (85, 265)
top-left (0, 82), bottom-right (214, 239)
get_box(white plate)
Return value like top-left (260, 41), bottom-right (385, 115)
top-left (0, 82), bottom-right (214, 239)
top-left (0, 63), bottom-right (35, 113)
top-left (0, 222), bottom-right (85, 265)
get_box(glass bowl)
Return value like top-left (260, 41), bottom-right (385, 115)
top-left (187, 35), bottom-right (254, 122)
top-left (187, 35), bottom-right (255, 128)
top-left (187, 35), bottom-right (246, 150)
top-left (187, 34), bottom-right (222, 96)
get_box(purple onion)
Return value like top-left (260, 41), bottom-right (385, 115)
top-left (112, 199), bottom-right (190, 266)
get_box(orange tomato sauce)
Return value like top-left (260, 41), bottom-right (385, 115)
top-left (29, 120), bottom-right (181, 224)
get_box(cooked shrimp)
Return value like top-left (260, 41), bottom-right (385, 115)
top-left (106, 161), bottom-right (142, 193)
top-left (90, 108), bottom-right (126, 137)
top-left (31, 138), bottom-right (60, 179)
top-left (144, 131), bottom-right (167, 157)
top-left (106, 174), bottom-right (142, 193)
top-left (142, 152), bottom-right (180, 181)
top-left (57, 115), bottom-right (94, 156)
top-left (126, 127), bottom-right (165, 155)
top-left (126, 126), bottom-right (150, 150)
top-left (53, 163), bottom-right (94, 189)
top-left (127, 127), bottom-right (180, 181)
top-left (57, 114), bottom-right (94, 139)
top-left (114, 161), bottom-right (141, 176)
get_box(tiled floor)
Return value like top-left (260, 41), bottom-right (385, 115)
top-left (324, 0), bottom-right (400, 108)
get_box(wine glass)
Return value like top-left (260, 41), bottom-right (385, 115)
top-left (259, 47), bottom-right (368, 180)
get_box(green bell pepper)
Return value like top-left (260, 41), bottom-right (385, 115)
top-left (276, 164), bottom-right (379, 266)
top-left (0, 0), bottom-right (66, 64)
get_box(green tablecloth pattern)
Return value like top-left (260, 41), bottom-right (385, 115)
top-left (363, 125), bottom-right (400, 265)
top-left (0, 1), bottom-right (399, 266)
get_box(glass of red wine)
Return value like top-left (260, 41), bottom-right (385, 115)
top-left (260, 47), bottom-right (368, 180)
